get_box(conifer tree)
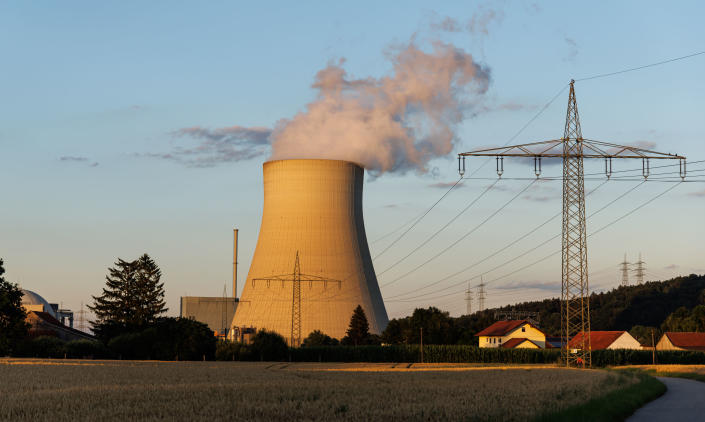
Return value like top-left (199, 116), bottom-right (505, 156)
top-left (0, 258), bottom-right (29, 355)
top-left (344, 305), bottom-right (370, 346)
top-left (90, 254), bottom-right (167, 339)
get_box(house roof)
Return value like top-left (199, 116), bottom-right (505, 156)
top-left (569, 331), bottom-right (626, 350)
top-left (28, 311), bottom-right (94, 339)
top-left (501, 338), bottom-right (542, 349)
top-left (664, 332), bottom-right (705, 351)
top-left (474, 320), bottom-right (544, 337)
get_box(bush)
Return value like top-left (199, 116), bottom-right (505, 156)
top-left (108, 317), bottom-right (216, 360)
top-left (215, 340), bottom-right (252, 361)
top-left (302, 330), bottom-right (339, 347)
top-left (14, 336), bottom-right (67, 358)
top-left (250, 330), bottom-right (288, 361)
top-left (65, 339), bottom-right (110, 359)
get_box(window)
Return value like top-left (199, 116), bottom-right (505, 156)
top-left (522, 327), bottom-right (526, 332)
top-left (499, 338), bottom-right (502, 343)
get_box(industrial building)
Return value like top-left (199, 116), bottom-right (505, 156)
top-left (180, 296), bottom-right (237, 337)
top-left (21, 289), bottom-right (93, 341)
top-left (231, 159), bottom-right (388, 344)
top-left (179, 229), bottom-right (240, 338)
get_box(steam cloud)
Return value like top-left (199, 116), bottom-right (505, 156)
top-left (270, 42), bottom-right (490, 174)
top-left (165, 41), bottom-right (491, 174)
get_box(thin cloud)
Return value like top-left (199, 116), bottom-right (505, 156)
top-left (665, 264), bottom-right (678, 270)
top-left (688, 189), bottom-right (705, 198)
top-left (59, 156), bottom-right (88, 162)
top-left (149, 125), bottom-right (272, 167)
top-left (428, 181), bottom-right (465, 189)
top-left (563, 37), bottom-right (578, 62)
top-left (59, 156), bottom-right (99, 167)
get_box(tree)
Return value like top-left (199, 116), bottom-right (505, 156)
top-left (250, 330), bottom-right (288, 361)
top-left (0, 258), bottom-right (29, 355)
top-left (342, 305), bottom-right (370, 346)
top-left (302, 330), bottom-right (339, 347)
top-left (89, 254), bottom-right (167, 341)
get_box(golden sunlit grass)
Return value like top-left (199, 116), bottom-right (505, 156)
top-left (622, 364), bottom-right (705, 382)
top-left (0, 359), bottom-right (642, 421)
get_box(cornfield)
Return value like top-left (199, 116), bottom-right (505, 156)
top-left (0, 359), bottom-right (641, 421)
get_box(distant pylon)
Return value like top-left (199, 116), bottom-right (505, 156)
top-left (477, 278), bottom-right (486, 312)
top-left (75, 301), bottom-right (88, 333)
top-left (620, 253), bottom-right (630, 287)
top-left (465, 282), bottom-right (473, 315)
top-left (633, 253), bottom-right (646, 285)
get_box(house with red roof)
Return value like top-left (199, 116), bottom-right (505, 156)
top-left (475, 320), bottom-right (546, 349)
top-left (656, 332), bottom-right (705, 351)
top-left (568, 331), bottom-right (641, 350)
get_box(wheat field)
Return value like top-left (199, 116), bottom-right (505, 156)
top-left (0, 359), bottom-right (639, 421)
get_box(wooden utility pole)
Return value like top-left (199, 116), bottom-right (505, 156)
top-left (420, 327), bottom-right (424, 364)
top-left (651, 329), bottom-right (656, 365)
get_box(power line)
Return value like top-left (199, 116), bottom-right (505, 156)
top-left (387, 179), bottom-right (672, 302)
top-left (377, 178), bottom-right (501, 276)
top-left (381, 178), bottom-right (538, 288)
top-left (373, 177), bottom-right (462, 261)
top-left (576, 50), bottom-right (705, 82)
top-left (386, 179), bottom-right (640, 300)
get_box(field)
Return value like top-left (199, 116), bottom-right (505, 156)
top-left (0, 359), bottom-right (647, 421)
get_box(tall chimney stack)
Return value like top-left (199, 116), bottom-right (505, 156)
top-left (233, 228), bottom-right (238, 298)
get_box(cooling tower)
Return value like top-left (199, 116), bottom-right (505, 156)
top-left (232, 159), bottom-right (388, 342)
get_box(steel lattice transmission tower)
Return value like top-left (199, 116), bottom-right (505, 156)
top-left (465, 282), bottom-right (473, 315)
top-left (477, 278), bottom-right (486, 312)
top-left (620, 253), bottom-right (630, 287)
top-left (458, 80), bottom-right (686, 367)
top-left (633, 253), bottom-right (646, 285)
top-left (252, 251), bottom-right (341, 347)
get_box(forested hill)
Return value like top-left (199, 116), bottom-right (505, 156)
top-left (383, 274), bottom-right (705, 345)
top-left (465, 273), bottom-right (705, 337)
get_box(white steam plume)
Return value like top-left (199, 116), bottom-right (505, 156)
top-left (270, 41), bottom-right (490, 174)
top-left (162, 41), bottom-right (490, 174)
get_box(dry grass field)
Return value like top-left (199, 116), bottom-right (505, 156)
top-left (0, 359), bottom-right (641, 421)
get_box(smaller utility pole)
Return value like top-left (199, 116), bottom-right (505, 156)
top-left (420, 327), bottom-right (424, 364)
top-left (651, 329), bottom-right (656, 366)
top-left (633, 253), bottom-right (646, 285)
top-left (620, 253), bottom-right (630, 287)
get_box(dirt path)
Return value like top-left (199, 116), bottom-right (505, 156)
top-left (628, 377), bottom-right (705, 421)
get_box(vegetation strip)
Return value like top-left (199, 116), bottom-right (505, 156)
top-left (534, 372), bottom-right (665, 422)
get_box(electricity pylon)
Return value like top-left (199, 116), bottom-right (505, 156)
top-left (458, 80), bottom-right (686, 368)
top-left (620, 254), bottom-right (630, 287)
top-left (477, 278), bottom-right (486, 312)
top-left (465, 282), bottom-right (473, 315)
top-left (633, 253), bottom-right (646, 285)
top-left (252, 251), bottom-right (341, 347)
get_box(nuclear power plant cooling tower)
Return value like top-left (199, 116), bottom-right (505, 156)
top-left (231, 159), bottom-right (388, 344)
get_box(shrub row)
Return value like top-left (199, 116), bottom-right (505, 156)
top-left (289, 345), bottom-right (560, 363)
top-left (591, 349), bottom-right (705, 366)
top-left (13, 337), bottom-right (111, 359)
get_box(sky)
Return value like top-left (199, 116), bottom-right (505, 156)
top-left (1, 1), bottom-right (704, 320)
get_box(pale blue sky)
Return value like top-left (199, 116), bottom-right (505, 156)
top-left (1, 1), bottom-right (703, 319)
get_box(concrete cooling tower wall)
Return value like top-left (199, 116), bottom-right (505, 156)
top-left (231, 159), bottom-right (388, 342)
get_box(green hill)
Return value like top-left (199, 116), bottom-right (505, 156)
top-left (383, 274), bottom-right (705, 345)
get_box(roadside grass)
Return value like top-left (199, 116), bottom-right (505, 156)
top-left (534, 370), bottom-right (665, 422)
top-left (623, 364), bottom-right (705, 383)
